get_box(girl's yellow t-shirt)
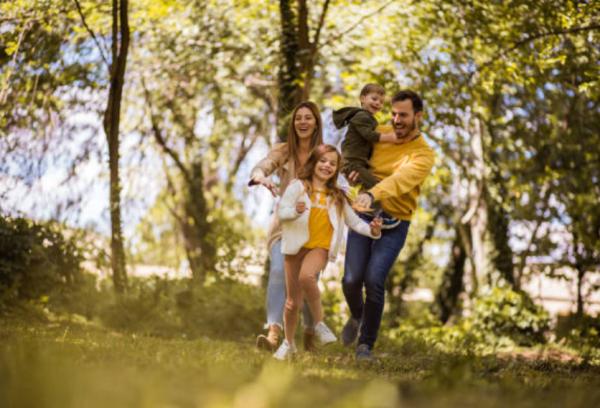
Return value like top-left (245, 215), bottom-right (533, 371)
top-left (304, 189), bottom-right (333, 250)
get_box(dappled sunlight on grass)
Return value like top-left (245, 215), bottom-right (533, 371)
top-left (1, 316), bottom-right (600, 407)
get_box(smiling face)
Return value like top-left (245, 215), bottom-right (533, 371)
top-left (314, 151), bottom-right (339, 183)
top-left (294, 107), bottom-right (317, 141)
top-left (360, 92), bottom-right (385, 114)
top-left (391, 99), bottom-right (422, 138)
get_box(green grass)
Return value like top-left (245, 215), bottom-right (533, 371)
top-left (1, 315), bottom-right (600, 408)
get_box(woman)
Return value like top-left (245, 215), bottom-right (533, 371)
top-left (249, 101), bottom-right (323, 352)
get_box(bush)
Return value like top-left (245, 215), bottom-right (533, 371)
top-left (0, 215), bottom-right (84, 308)
top-left (177, 279), bottom-right (265, 340)
top-left (470, 287), bottom-right (550, 346)
top-left (100, 277), bottom-right (182, 336)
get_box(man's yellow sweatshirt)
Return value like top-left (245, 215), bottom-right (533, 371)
top-left (368, 131), bottom-right (436, 221)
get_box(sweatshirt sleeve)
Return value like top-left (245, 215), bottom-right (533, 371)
top-left (349, 111), bottom-right (381, 143)
top-left (342, 201), bottom-right (381, 239)
top-left (278, 179), bottom-right (304, 221)
top-left (250, 143), bottom-right (288, 180)
top-left (369, 148), bottom-right (435, 201)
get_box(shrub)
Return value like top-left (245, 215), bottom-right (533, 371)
top-left (0, 215), bottom-right (84, 308)
top-left (470, 287), bottom-right (550, 346)
top-left (177, 279), bottom-right (264, 340)
top-left (100, 277), bottom-right (182, 336)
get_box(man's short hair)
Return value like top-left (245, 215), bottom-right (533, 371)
top-left (391, 90), bottom-right (423, 113)
top-left (360, 83), bottom-right (385, 97)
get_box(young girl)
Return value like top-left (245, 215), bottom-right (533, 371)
top-left (273, 144), bottom-right (382, 360)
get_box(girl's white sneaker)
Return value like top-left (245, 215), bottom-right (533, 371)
top-left (273, 339), bottom-right (297, 360)
top-left (314, 321), bottom-right (337, 345)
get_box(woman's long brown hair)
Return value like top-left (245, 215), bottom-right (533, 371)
top-left (297, 144), bottom-right (348, 214)
top-left (287, 101), bottom-right (323, 170)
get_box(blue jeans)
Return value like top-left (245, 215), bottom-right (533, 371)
top-left (266, 239), bottom-right (313, 329)
top-left (342, 218), bottom-right (410, 349)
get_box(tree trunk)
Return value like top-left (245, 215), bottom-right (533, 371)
top-left (182, 161), bottom-right (216, 284)
top-left (277, 0), bottom-right (329, 136)
top-left (103, 0), bottom-right (130, 293)
top-left (436, 224), bottom-right (467, 323)
top-left (576, 265), bottom-right (585, 317)
top-left (486, 189), bottom-right (516, 287)
top-left (278, 0), bottom-right (300, 131)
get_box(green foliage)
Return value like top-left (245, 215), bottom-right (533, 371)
top-left (99, 277), bottom-right (182, 336)
top-left (470, 287), bottom-right (550, 346)
top-left (556, 314), bottom-right (600, 364)
top-left (177, 279), bottom-right (264, 340)
top-left (100, 277), bottom-right (265, 340)
top-left (0, 215), bottom-right (84, 307)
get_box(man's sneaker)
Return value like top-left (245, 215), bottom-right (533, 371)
top-left (355, 344), bottom-right (374, 362)
top-left (314, 321), bottom-right (337, 345)
top-left (273, 339), bottom-right (297, 360)
top-left (341, 317), bottom-right (360, 346)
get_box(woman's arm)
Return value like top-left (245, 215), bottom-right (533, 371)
top-left (249, 143), bottom-right (288, 181)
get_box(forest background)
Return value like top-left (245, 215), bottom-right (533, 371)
top-left (1, 1), bottom-right (599, 407)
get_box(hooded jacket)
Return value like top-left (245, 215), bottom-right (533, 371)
top-left (333, 107), bottom-right (381, 188)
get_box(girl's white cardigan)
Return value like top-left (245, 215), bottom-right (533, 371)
top-left (278, 179), bottom-right (381, 261)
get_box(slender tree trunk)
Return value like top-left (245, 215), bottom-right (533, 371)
top-left (576, 265), bottom-right (585, 317)
top-left (436, 224), bottom-right (467, 323)
top-left (103, 0), bottom-right (130, 293)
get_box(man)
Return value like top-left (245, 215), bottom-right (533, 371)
top-left (342, 90), bottom-right (435, 361)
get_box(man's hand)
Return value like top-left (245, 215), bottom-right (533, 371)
top-left (248, 176), bottom-right (277, 197)
top-left (352, 192), bottom-right (374, 213)
top-left (295, 201), bottom-right (307, 214)
top-left (369, 217), bottom-right (382, 236)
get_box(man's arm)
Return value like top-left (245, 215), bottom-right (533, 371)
top-left (369, 149), bottom-right (435, 201)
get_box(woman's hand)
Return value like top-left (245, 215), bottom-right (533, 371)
top-left (249, 176), bottom-right (277, 197)
top-left (295, 201), bottom-right (307, 214)
top-left (369, 217), bottom-right (382, 236)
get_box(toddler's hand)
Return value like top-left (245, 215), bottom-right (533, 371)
top-left (296, 201), bottom-right (307, 214)
top-left (380, 131), bottom-right (397, 143)
top-left (370, 217), bottom-right (382, 236)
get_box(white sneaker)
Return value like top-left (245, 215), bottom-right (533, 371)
top-left (314, 321), bottom-right (337, 345)
top-left (273, 339), bottom-right (297, 360)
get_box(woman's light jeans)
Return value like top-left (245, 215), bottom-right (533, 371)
top-left (266, 239), bottom-right (314, 330)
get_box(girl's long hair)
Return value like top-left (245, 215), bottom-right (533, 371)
top-left (287, 101), bottom-right (323, 169)
top-left (297, 144), bottom-right (348, 214)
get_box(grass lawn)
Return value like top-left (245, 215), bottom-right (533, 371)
top-left (1, 314), bottom-right (599, 408)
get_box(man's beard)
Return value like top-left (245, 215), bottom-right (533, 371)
top-left (394, 118), bottom-right (417, 138)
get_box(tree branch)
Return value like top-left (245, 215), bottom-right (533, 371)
top-left (468, 23), bottom-right (600, 84)
top-left (142, 78), bottom-right (193, 186)
top-left (72, 0), bottom-right (110, 68)
top-left (311, 0), bottom-right (331, 49)
top-left (318, 0), bottom-right (396, 51)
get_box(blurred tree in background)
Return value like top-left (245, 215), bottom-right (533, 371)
top-left (0, 0), bottom-right (598, 338)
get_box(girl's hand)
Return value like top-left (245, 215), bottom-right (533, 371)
top-left (249, 176), bottom-right (277, 197)
top-left (296, 201), bottom-right (307, 214)
top-left (370, 217), bottom-right (382, 236)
